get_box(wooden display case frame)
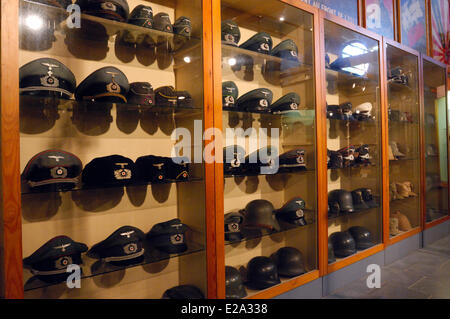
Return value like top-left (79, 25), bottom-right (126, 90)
top-left (318, 10), bottom-right (388, 275)
top-left (0, 0), bottom-right (223, 299)
top-left (382, 38), bottom-right (423, 246)
top-left (420, 55), bottom-right (450, 231)
top-left (215, 0), bottom-right (324, 299)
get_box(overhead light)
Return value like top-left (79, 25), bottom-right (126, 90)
top-left (183, 56), bottom-right (191, 63)
top-left (279, 17), bottom-right (285, 22)
top-left (352, 83), bottom-right (356, 89)
top-left (228, 58), bottom-right (237, 66)
top-left (25, 15), bottom-right (43, 31)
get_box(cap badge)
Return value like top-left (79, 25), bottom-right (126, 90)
top-left (55, 256), bottom-right (72, 269)
top-left (106, 71), bottom-right (121, 93)
top-left (51, 166), bottom-right (68, 178)
top-left (114, 163), bottom-right (132, 180)
top-left (101, 2), bottom-right (117, 11)
top-left (170, 234), bottom-right (184, 244)
top-left (227, 222), bottom-right (239, 232)
top-left (40, 63), bottom-right (59, 88)
top-left (124, 243), bottom-right (138, 254)
top-left (120, 230), bottom-right (135, 238)
top-left (54, 243), bottom-right (71, 252)
top-left (48, 155), bottom-right (65, 162)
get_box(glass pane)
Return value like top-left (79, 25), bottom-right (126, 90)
top-left (221, 0), bottom-right (317, 298)
top-left (324, 20), bottom-right (382, 263)
top-left (386, 45), bottom-right (420, 238)
top-left (19, 0), bottom-right (207, 298)
top-left (423, 59), bottom-right (449, 223)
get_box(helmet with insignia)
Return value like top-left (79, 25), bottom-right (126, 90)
top-left (75, 66), bottom-right (129, 103)
top-left (20, 58), bottom-right (76, 99)
top-left (278, 149), bottom-right (306, 172)
top-left (239, 32), bottom-right (272, 54)
top-left (155, 86), bottom-right (193, 108)
top-left (127, 82), bottom-right (154, 107)
top-left (271, 93), bottom-right (300, 115)
top-left (222, 81), bottom-right (239, 110)
top-left (76, 0), bottom-right (130, 22)
top-left (23, 236), bottom-right (88, 283)
top-left (275, 197), bottom-right (307, 226)
top-left (81, 154), bottom-right (136, 187)
top-left (265, 39), bottom-right (300, 73)
top-left (223, 145), bottom-right (246, 175)
top-left (236, 88), bottom-right (273, 113)
top-left (22, 150), bottom-right (82, 191)
top-left (163, 156), bottom-right (190, 181)
top-left (147, 218), bottom-right (189, 254)
top-left (243, 146), bottom-right (279, 175)
top-left (173, 16), bottom-right (192, 37)
top-left (153, 12), bottom-right (173, 33)
top-left (87, 226), bottom-right (145, 264)
top-left (224, 212), bottom-right (245, 242)
top-left (128, 4), bottom-right (153, 28)
top-left (135, 155), bottom-right (167, 183)
top-left (221, 20), bottom-right (240, 46)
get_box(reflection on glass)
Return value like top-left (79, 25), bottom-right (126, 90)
top-left (324, 20), bottom-right (382, 264)
top-left (221, 0), bottom-right (317, 298)
top-left (423, 59), bottom-right (448, 223)
top-left (386, 44), bottom-right (420, 238)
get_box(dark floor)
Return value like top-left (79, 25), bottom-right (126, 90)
top-left (325, 235), bottom-right (450, 299)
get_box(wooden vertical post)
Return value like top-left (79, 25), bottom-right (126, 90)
top-left (0, 0), bottom-right (23, 299)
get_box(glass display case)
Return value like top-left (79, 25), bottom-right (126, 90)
top-left (19, 0), bottom-right (209, 298)
top-left (220, 0), bottom-right (318, 298)
top-left (386, 43), bottom-right (421, 239)
top-left (422, 58), bottom-right (449, 224)
top-left (323, 19), bottom-right (383, 266)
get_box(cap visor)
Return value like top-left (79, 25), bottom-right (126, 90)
top-left (28, 178), bottom-right (78, 188)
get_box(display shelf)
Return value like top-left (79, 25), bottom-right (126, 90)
top-left (221, 44), bottom-right (313, 88)
top-left (328, 163), bottom-right (377, 172)
top-left (224, 168), bottom-right (313, 179)
top-left (389, 157), bottom-right (419, 163)
top-left (327, 203), bottom-right (381, 222)
top-left (21, 176), bottom-right (203, 195)
top-left (225, 220), bottom-right (315, 247)
top-left (23, 241), bottom-right (205, 291)
top-left (388, 81), bottom-right (413, 92)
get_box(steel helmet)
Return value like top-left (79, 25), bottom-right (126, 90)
top-left (225, 266), bottom-right (247, 299)
top-left (275, 197), bottom-right (307, 226)
top-left (351, 189), bottom-right (370, 211)
top-left (243, 199), bottom-right (280, 232)
top-left (270, 247), bottom-right (306, 277)
top-left (348, 226), bottom-right (375, 250)
top-left (329, 231), bottom-right (356, 258)
top-left (246, 256), bottom-right (281, 290)
top-left (328, 189), bottom-right (354, 214)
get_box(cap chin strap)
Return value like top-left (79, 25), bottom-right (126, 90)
top-left (83, 92), bottom-right (127, 103)
top-left (102, 248), bottom-right (144, 262)
top-left (20, 86), bottom-right (72, 97)
top-left (29, 177), bottom-right (79, 188)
